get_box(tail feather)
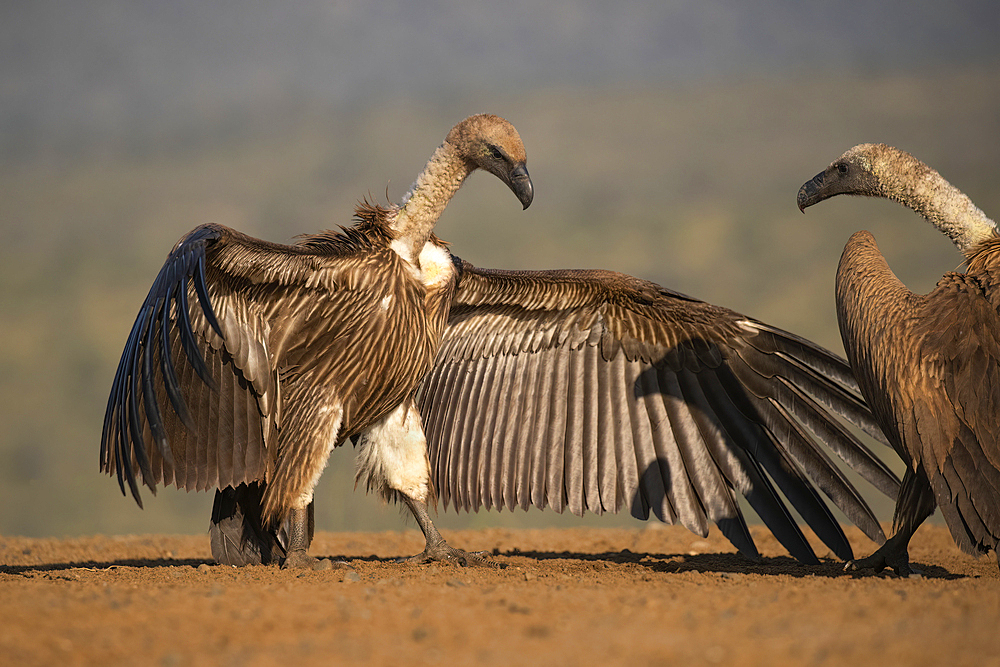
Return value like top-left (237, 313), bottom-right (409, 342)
top-left (209, 482), bottom-right (312, 566)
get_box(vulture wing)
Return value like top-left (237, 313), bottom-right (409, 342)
top-left (838, 235), bottom-right (1000, 556)
top-left (418, 260), bottom-right (900, 563)
top-left (910, 278), bottom-right (1000, 555)
top-left (100, 223), bottom-right (364, 507)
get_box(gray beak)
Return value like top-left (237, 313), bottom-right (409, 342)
top-left (509, 163), bottom-right (533, 210)
top-left (796, 171), bottom-right (827, 212)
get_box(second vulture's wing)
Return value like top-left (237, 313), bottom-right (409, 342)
top-left (417, 260), bottom-right (899, 563)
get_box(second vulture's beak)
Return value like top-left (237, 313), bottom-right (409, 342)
top-left (796, 171), bottom-right (828, 212)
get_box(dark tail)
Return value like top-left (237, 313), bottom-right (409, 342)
top-left (209, 482), bottom-right (314, 566)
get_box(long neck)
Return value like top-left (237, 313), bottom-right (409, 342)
top-left (886, 157), bottom-right (996, 257)
top-left (390, 141), bottom-right (472, 260)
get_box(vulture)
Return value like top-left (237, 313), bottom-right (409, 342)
top-left (103, 114), bottom-right (898, 570)
top-left (798, 143), bottom-right (1000, 574)
top-left (102, 113), bottom-right (534, 568)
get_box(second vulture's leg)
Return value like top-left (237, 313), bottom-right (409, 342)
top-left (845, 466), bottom-right (936, 577)
top-left (357, 399), bottom-right (491, 566)
top-left (399, 493), bottom-right (491, 566)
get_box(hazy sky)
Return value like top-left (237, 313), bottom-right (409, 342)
top-left (4, 0), bottom-right (999, 151)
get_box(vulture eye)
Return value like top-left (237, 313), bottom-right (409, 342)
top-left (837, 163), bottom-right (849, 175)
top-left (486, 144), bottom-right (504, 161)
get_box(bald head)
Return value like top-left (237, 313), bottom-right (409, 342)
top-left (796, 143), bottom-right (918, 211)
top-left (797, 143), bottom-right (996, 255)
top-left (445, 114), bottom-right (533, 209)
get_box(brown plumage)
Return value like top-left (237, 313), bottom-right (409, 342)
top-left (798, 143), bottom-right (1000, 574)
top-left (417, 263), bottom-right (900, 564)
top-left (102, 113), bottom-right (534, 568)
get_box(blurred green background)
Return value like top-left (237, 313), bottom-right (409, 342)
top-left (2, 1), bottom-right (999, 539)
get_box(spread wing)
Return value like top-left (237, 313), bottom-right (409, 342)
top-left (100, 223), bottom-right (356, 507)
top-left (418, 260), bottom-right (899, 563)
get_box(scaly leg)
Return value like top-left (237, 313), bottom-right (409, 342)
top-left (399, 494), bottom-right (492, 566)
top-left (280, 506), bottom-right (318, 569)
top-left (279, 504), bottom-right (353, 571)
top-left (844, 525), bottom-right (922, 576)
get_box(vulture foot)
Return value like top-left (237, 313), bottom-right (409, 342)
top-left (844, 539), bottom-right (921, 577)
top-left (399, 495), bottom-right (496, 566)
top-left (399, 543), bottom-right (494, 567)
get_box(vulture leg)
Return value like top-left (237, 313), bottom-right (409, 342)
top-left (357, 399), bottom-right (491, 566)
top-left (277, 504), bottom-right (352, 570)
top-left (279, 506), bottom-right (323, 569)
top-left (845, 467), bottom-right (936, 576)
top-left (399, 494), bottom-right (491, 566)
top-left (211, 484), bottom-right (350, 570)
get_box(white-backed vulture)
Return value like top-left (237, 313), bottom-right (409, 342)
top-left (104, 116), bottom-right (899, 570)
top-left (797, 143), bottom-right (1000, 574)
top-left (102, 113), bottom-right (534, 568)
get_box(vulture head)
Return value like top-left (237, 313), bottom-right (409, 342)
top-left (796, 143), bottom-right (904, 211)
top-left (446, 113), bottom-right (534, 209)
top-left (797, 143), bottom-right (997, 255)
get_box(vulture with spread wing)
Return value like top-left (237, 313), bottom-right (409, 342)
top-left (103, 114), bottom-right (533, 568)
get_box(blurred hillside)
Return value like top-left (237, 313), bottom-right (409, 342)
top-left (2, 2), bottom-right (1000, 539)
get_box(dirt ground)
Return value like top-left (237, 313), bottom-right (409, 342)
top-left (1, 524), bottom-right (997, 667)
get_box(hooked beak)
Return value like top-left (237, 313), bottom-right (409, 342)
top-left (796, 171), bottom-right (828, 212)
top-left (508, 163), bottom-right (534, 209)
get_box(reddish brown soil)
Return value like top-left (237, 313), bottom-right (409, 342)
top-left (1, 524), bottom-right (997, 666)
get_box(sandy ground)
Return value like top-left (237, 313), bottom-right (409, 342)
top-left (1, 524), bottom-right (997, 667)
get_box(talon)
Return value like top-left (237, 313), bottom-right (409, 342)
top-left (844, 554), bottom-right (888, 574)
top-left (846, 541), bottom-right (915, 577)
top-left (397, 496), bottom-right (500, 568)
top-left (400, 544), bottom-right (495, 567)
top-left (281, 549), bottom-right (321, 570)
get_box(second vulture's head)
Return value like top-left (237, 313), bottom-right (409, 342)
top-left (797, 143), bottom-right (907, 212)
top-left (447, 113), bottom-right (534, 209)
